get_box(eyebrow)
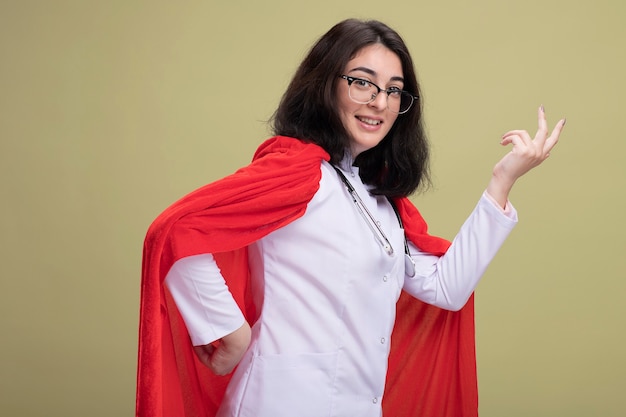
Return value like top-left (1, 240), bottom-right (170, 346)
top-left (348, 66), bottom-right (405, 83)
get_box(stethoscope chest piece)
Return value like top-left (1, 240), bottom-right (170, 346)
top-left (404, 253), bottom-right (416, 278)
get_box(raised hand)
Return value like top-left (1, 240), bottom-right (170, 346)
top-left (193, 321), bottom-right (251, 375)
top-left (486, 106), bottom-right (566, 208)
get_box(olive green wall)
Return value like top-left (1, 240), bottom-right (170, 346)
top-left (1, 1), bottom-right (624, 416)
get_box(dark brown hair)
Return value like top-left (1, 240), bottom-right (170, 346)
top-left (271, 19), bottom-right (431, 197)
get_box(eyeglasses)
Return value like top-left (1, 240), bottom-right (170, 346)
top-left (339, 75), bottom-right (418, 114)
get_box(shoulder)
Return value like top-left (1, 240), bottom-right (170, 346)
top-left (252, 136), bottom-right (329, 163)
top-left (304, 160), bottom-right (341, 208)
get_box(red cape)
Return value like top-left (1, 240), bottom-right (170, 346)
top-left (136, 136), bottom-right (478, 417)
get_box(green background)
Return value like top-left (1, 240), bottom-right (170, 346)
top-left (1, 1), bottom-right (624, 416)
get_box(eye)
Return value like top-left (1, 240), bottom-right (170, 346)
top-left (352, 78), bottom-right (373, 90)
top-left (387, 87), bottom-right (403, 98)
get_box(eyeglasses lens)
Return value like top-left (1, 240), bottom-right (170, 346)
top-left (348, 81), bottom-right (413, 114)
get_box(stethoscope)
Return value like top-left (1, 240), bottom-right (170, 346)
top-left (332, 165), bottom-right (416, 277)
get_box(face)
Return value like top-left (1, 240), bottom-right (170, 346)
top-left (336, 43), bottom-right (404, 157)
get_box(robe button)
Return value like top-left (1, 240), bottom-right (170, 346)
top-left (372, 397), bottom-right (378, 404)
top-left (380, 337), bottom-right (386, 344)
top-left (382, 275), bottom-right (388, 282)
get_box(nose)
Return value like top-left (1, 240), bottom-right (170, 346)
top-left (368, 91), bottom-right (388, 111)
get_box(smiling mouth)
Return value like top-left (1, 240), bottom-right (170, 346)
top-left (356, 116), bottom-right (382, 126)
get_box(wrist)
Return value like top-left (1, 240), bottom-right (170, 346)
top-left (486, 174), bottom-right (515, 209)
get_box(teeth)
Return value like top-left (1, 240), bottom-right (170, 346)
top-left (358, 116), bottom-right (381, 126)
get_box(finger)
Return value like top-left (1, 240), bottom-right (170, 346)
top-left (193, 344), bottom-right (216, 368)
top-left (500, 133), bottom-right (525, 149)
top-left (534, 105), bottom-right (549, 145)
top-left (502, 129), bottom-right (532, 144)
top-left (210, 344), bottom-right (240, 375)
top-left (543, 118), bottom-right (566, 154)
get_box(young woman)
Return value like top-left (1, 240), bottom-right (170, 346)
top-left (136, 19), bottom-right (565, 417)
